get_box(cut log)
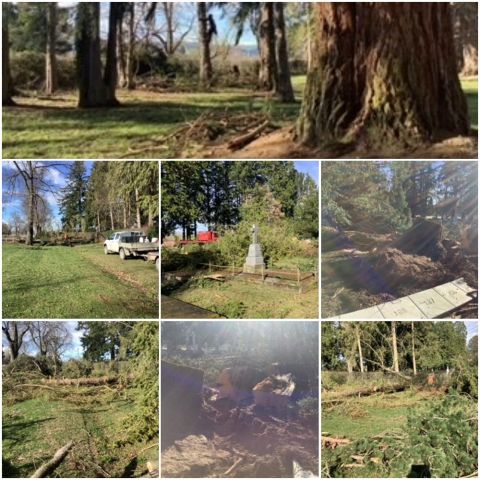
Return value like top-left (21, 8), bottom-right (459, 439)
top-left (41, 375), bottom-right (133, 386)
top-left (228, 120), bottom-right (271, 150)
top-left (30, 441), bottom-right (74, 478)
top-left (323, 383), bottom-right (408, 402)
top-left (321, 436), bottom-right (352, 448)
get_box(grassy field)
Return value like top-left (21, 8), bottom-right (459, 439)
top-left (2, 391), bottom-right (156, 478)
top-left (2, 244), bottom-right (158, 319)
top-left (167, 276), bottom-right (318, 319)
top-left (4, 77), bottom-right (475, 158)
top-left (322, 390), bottom-right (434, 440)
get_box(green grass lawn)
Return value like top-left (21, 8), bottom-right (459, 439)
top-left (322, 390), bottom-right (433, 440)
top-left (2, 392), bottom-right (156, 477)
top-left (2, 244), bottom-right (158, 318)
top-left (167, 276), bottom-right (318, 319)
top-left (4, 76), bottom-right (475, 159)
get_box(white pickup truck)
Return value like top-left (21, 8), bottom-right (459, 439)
top-left (104, 231), bottom-right (159, 268)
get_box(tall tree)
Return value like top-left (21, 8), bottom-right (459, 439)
top-left (45, 2), bottom-right (58, 95)
top-left (104, 2), bottom-right (124, 105)
top-left (297, 3), bottom-right (469, 148)
top-left (391, 321), bottom-right (400, 373)
top-left (2, 322), bottom-right (30, 360)
top-left (411, 322), bottom-right (417, 375)
top-left (273, 2), bottom-right (294, 102)
top-left (2, 8), bottom-right (15, 106)
top-left (197, 2), bottom-right (215, 87)
top-left (6, 162), bottom-right (60, 245)
top-left (258, 2), bottom-right (277, 91)
top-left (59, 162), bottom-right (87, 231)
top-left (76, 2), bottom-right (108, 107)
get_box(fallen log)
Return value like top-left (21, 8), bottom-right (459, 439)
top-left (30, 441), bottom-right (74, 478)
top-left (323, 383), bottom-right (408, 402)
top-left (321, 436), bottom-right (352, 448)
top-left (228, 120), bottom-right (270, 150)
top-left (41, 375), bottom-right (134, 386)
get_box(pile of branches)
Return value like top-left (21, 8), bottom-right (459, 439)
top-left (122, 111), bottom-right (278, 158)
top-left (322, 393), bottom-right (478, 478)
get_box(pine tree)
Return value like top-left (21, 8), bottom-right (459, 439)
top-left (59, 161), bottom-right (87, 231)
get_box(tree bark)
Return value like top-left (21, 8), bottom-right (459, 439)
top-left (135, 187), bottom-right (141, 228)
top-left (30, 441), bottom-right (74, 478)
top-left (258, 3), bottom-right (277, 91)
top-left (104, 2), bottom-right (123, 106)
top-left (297, 3), bottom-right (470, 147)
top-left (411, 321), bottom-right (417, 375)
top-left (2, 16), bottom-right (15, 106)
top-left (126, 3), bottom-right (136, 89)
top-left (355, 324), bottom-right (364, 373)
top-left (273, 3), bottom-right (295, 102)
top-left (110, 205), bottom-right (115, 230)
top-left (117, 13), bottom-right (127, 87)
top-left (45, 2), bottom-right (58, 96)
top-left (27, 163), bottom-right (35, 246)
top-left (391, 321), bottom-right (399, 373)
top-left (76, 3), bottom-right (108, 108)
top-left (197, 2), bottom-right (213, 87)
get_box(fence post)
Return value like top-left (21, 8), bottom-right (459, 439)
top-left (297, 267), bottom-right (301, 293)
top-left (232, 261), bottom-right (235, 275)
top-left (208, 261), bottom-right (212, 273)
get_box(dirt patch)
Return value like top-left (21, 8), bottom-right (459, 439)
top-left (203, 128), bottom-right (477, 159)
top-left (374, 248), bottom-right (451, 292)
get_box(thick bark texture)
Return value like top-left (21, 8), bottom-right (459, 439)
top-left (2, 20), bottom-right (15, 106)
top-left (76, 3), bottom-right (108, 108)
top-left (297, 3), bottom-right (470, 147)
top-left (197, 2), bottom-right (213, 86)
top-left (273, 3), bottom-right (295, 102)
top-left (104, 3), bottom-right (123, 106)
top-left (45, 2), bottom-right (58, 95)
top-left (126, 4), bottom-right (136, 89)
top-left (258, 3), bottom-right (277, 91)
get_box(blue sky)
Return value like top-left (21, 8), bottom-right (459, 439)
top-left (2, 161), bottom-right (94, 225)
top-left (59, 2), bottom-right (258, 48)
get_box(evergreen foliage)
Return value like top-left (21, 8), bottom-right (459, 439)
top-left (59, 161), bottom-right (87, 231)
top-left (124, 321), bottom-right (159, 441)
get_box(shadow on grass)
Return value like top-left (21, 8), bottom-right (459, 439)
top-left (2, 417), bottom-right (56, 445)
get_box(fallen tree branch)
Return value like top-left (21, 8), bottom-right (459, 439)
top-left (42, 375), bottom-right (134, 386)
top-left (363, 359), bottom-right (412, 380)
top-left (30, 441), bottom-right (74, 478)
top-left (323, 383), bottom-right (408, 401)
top-left (227, 120), bottom-right (271, 150)
top-left (16, 384), bottom-right (58, 392)
top-left (321, 436), bottom-right (352, 448)
top-left (222, 457), bottom-right (245, 476)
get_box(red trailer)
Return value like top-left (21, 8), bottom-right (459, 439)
top-left (178, 231), bottom-right (219, 245)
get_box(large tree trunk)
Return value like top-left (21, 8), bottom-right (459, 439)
top-left (411, 321), bottom-right (417, 375)
top-left (27, 165), bottom-right (35, 246)
top-left (355, 324), bottom-right (364, 373)
top-left (2, 17), bottom-right (15, 106)
top-left (45, 2), bottom-right (58, 96)
top-left (76, 3), bottom-right (108, 108)
top-left (117, 14), bottom-right (127, 87)
top-left (126, 3), bottom-right (136, 90)
top-left (391, 321), bottom-right (399, 373)
top-left (104, 2), bottom-right (123, 106)
top-left (273, 3), bottom-right (295, 102)
top-left (197, 2), bottom-right (213, 87)
top-left (135, 187), bottom-right (141, 228)
top-left (258, 2), bottom-right (277, 91)
top-left (297, 3), bottom-right (470, 147)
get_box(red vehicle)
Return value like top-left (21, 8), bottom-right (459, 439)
top-left (178, 231), bottom-right (219, 245)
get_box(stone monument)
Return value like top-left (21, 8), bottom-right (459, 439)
top-left (243, 224), bottom-right (265, 274)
